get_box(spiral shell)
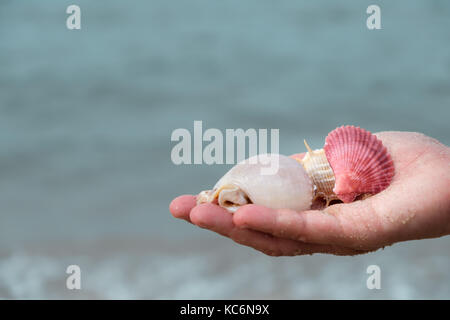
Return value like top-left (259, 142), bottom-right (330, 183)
top-left (298, 140), bottom-right (339, 206)
top-left (197, 154), bottom-right (314, 212)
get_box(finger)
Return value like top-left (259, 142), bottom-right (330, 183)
top-left (169, 195), bottom-right (197, 222)
top-left (233, 203), bottom-right (381, 249)
top-left (190, 203), bottom-right (365, 256)
top-left (189, 203), bottom-right (232, 232)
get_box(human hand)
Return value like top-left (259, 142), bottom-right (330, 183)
top-left (170, 132), bottom-right (450, 256)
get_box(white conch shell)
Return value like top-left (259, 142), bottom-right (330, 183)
top-left (299, 140), bottom-right (339, 206)
top-left (197, 154), bottom-right (313, 212)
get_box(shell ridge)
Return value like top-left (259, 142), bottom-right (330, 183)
top-left (323, 125), bottom-right (395, 202)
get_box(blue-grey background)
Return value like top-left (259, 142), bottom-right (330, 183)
top-left (0, 0), bottom-right (449, 298)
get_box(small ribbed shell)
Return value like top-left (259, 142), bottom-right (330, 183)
top-left (299, 140), bottom-right (339, 206)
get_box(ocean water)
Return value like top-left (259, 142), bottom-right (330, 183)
top-left (0, 0), bottom-right (449, 299)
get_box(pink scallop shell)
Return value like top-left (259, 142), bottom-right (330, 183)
top-left (324, 125), bottom-right (394, 203)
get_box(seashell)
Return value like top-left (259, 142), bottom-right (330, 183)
top-left (197, 154), bottom-right (314, 212)
top-left (324, 125), bottom-right (395, 203)
top-left (299, 140), bottom-right (339, 206)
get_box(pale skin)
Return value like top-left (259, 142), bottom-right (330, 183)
top-left (169, 132), bottom-right (450, 256)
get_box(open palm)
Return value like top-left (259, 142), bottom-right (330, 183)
top-left (170, 132), bottom-right (450, 256)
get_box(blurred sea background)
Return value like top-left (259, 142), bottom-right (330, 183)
top-left (0, 0), bottom-right (449, 299)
